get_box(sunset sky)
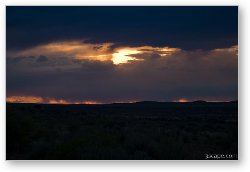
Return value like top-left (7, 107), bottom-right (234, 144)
top-left (6, 6), bottom-right (238, 104)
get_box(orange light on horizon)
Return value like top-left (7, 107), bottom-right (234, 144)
top-left (48, 99), bottom-right (70, 104)
top-left (6, 96), bottom-right (139, 105)
top-left (6, 96), bottom-right (43, 103)
top-left (6, 96), bottom-right (102, 105)
top-left (82, 101), bottom-right (100, 104)
top-left (6, 96), bottom-right (234, 104)
top-left (178, 98), bottom-right (189, 103)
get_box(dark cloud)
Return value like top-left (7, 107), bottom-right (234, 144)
top-left (6, 56), bottom-right (37, 64)
top-left (6, 6), bottom-right (238, 102)
top-left (81, 60), bottom-right (114, 72)
top-left (36, 55), bottom-right (48, 63)
top-left (6, 6), bottom-right (238, 51)
top-left (6, 56), bottom-right (24, 64)
top-left (6, 46), bottom-right (238, 102)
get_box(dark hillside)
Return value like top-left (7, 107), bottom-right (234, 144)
top-left (6, 102), bottom-right (238, 160)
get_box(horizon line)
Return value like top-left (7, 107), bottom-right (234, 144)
top-left (6, 100), bottom-right (238, 105)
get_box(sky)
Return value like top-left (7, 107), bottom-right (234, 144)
top-left (6, 6), bottom-right (238, 104)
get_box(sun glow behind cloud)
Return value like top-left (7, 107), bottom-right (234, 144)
top-left (10, 41), bottom-right (113, 62)
top-left (112, 49), bottom-right (142, 64)
top-left (6, 43), bottom-right (238, 103)
top-left (8, 41), bottom-right (181, 65)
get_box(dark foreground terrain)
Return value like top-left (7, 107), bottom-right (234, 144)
top-left (6, 102), bottom-right (238, 160)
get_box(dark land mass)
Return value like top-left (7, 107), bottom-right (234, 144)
top-left (6, 102), bottom-right (238, 160)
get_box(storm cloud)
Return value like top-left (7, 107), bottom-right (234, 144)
top-left (7, 6), bottom-right (238, 51)
top-left (6, 6), bottom-right (238, 103)
top-left (6, 43), bottom-right (238, 103)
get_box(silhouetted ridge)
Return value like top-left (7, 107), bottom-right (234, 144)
top-left (135, 101), bottom-right (161, 104)
top-left (230, 100), bottom-right (238, 103)
top-left (192, 100), bottom-right (207, 103)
